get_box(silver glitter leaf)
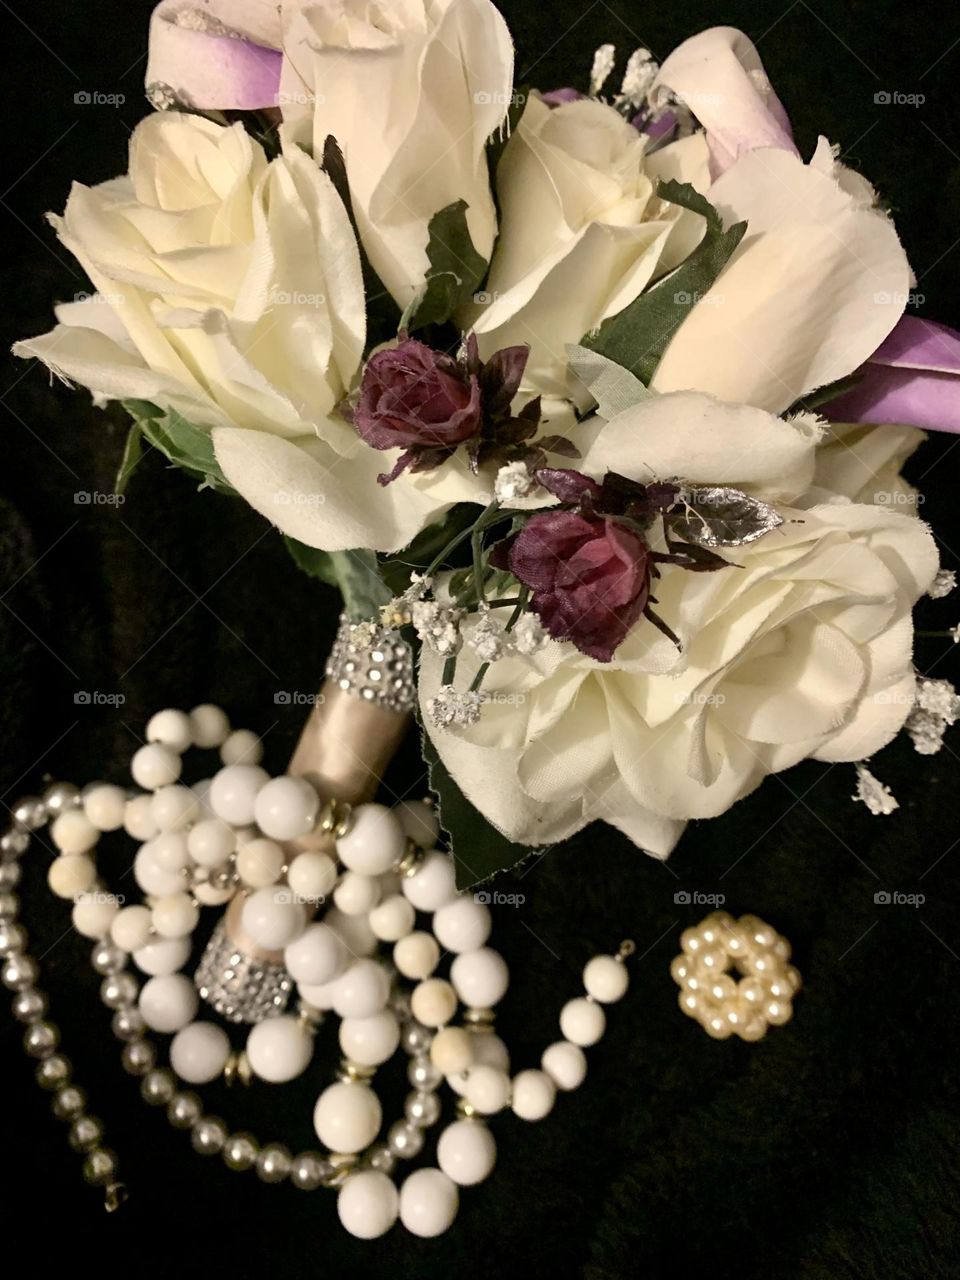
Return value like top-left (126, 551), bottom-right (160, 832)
top-left (671, 486), bottom-right (784, 548)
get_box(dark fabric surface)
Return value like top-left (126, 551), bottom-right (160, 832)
top-left (2, 1), bottom-right (959, 1276)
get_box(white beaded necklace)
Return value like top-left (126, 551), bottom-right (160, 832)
top-left (1, 703), bottom-right (634, 1239)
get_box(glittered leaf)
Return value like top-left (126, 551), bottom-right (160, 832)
top-left (669, 486), bottom-right (783, 548)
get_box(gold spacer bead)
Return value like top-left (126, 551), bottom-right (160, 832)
top-left (224, 1050), bottom-right (253, 1087)
top-left (616, 939), bottom-right (636, 962)
top-left (325, 1152), bottom-right (358, 1187)
top-left (318, 798), bottom-right (353, 839)
top-left (456, 1097), bottom-right (478, 1121)
top-left (336, 1059), bottom-right (377, 1084)
top-left (462, 1007), bottom-right (495, 1031)
top-left (397, 839), bottom-right (425, 878)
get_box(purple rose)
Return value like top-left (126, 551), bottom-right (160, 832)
top-left (501, 510), bottom-right (652, 662)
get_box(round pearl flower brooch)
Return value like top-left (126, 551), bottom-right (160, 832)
top-left (670, 912), bottom-right (802, 1041)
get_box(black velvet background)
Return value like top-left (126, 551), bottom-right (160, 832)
top-left (2, 1), bottom-right (960, 1276)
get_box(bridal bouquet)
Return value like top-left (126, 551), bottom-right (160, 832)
top-left (16, 4), bottom-right (960, 886)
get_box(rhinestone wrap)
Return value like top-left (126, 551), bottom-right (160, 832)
top-left (325, 615), bottom-right (415, 714)
top-left (195, 920), bottom-right (293, 1024)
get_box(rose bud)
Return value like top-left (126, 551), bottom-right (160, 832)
top-left (501, 510), bottom-right (652, 662)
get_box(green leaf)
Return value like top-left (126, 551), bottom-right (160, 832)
top-left (565, 343), bottom-right (652, 418)
top-left (282, 537), bottom-right (341, 588)
top-left (378, 504), bottom-right (479, 596)
top-left (582, 179), bottom-right (747, 384)
top-left (401, 200), bottom-right (488, 332)
top-left (328, 549), bottom-right (391, 620)
top-left (420, 718), bottom-right (536, 889)
top-left (114, 420), bottom-right (143, 497)
top-left (121, 400), bottom-right (232, 493)
top-left (786, 370), bottom-right (865, 416)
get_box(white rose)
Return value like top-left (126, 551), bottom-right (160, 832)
top-left (279, 0), bottom-right (514, 309)
top-left (461, 91), bottom-right (710, 398)
top-left (421, 496), bottom-right (938, 855)
top-left (13, 112), bottom-right (456, 553)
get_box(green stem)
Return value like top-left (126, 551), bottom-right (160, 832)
top-left (422, 501), bottom-right (505, 581)
top-left (469, 662), bottom-right (490, 692)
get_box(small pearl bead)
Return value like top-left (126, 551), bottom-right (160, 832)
top-left (559, 997), bottom-right (606, 1047)
top-left (334, 872), bottom-right (381, 917)
top-left (253, 776), bottom-right (319, 841)
top-left (188, 704), bottom-right (230, 749)
top-left (131, 744), bottom-right (182, 791)
top-left (208, 765), bottom-right (269, 827)
top-left (133, 843), bottom-right (185, 897)
top-left (511, 1069), bottom-right (556, 1121)
top-left (430, 1027), bottom-right (473, 1076)
top-left (220, 728), bottom-right (263, 767)
top-left (336, 804), bottom-right (406, 876)
top-left (432, 897), bottom-right (491, 954)
top-left (170, 1021), bottom-right (231, 1084)
top-left (410, 978), bottom-right (457, 1028)
top-left (338, 1170), bottom-right (399, 1239)
top-left (123, 795), bottom-right (159, 841)
top-left (72, 892), bottom-right (119, 939)
top-left (541, 1041), bottom-right (587, 1091)
top-left (450, 947), bottom-right (509, 1008)
top-left (388, 1120), bottom-right (423, 1159)
top-left (405, 1089), bottom-right (441, 1127)
top-left (287, 852), bottom-right (337, 903)
top-left (236, 838), bottom-right (285, 889)
top-left (332, 960), bottom-right (390, 1019)
top-left (283, 924), bottom-right (345, 986)
top-left (395, 800), bottom-right (440, 849)
top-left (394, 931), bottom-right (440, 981)
top-left (408, 1055), bottom-right (442, 1090)
top-left (191, 1116), bottom-right (228, 1156)
top-left (246, 1016), bottom-right (313, 1083)
top-left (464, 1064), bottom-right (511, 1115)
top-left (255, 1144), bottom-right (292, 1183)
top-left (132, 936), bottom-right (191, 977)
top-left (402, 851), bottom-right (457, 913)
top-left (82, 784), bottom-right (126, 832)
top-left (241, 888), bottom-right (307, 951)
top-left (290, 1152), bottom-right (329, 1191)
top-left (48, 855), bottom-right (96, 899)
top-left (167, 1091), bottom-right (202, 1129)
top-left (151, 893), bottom-right (199, 939)
top-left (150, 785), bottom-right (200, 832)
top-left (368, 894), bottom-right (415, 942)
top-left (399, 1168), bottom-right (459, 1238)
top-left (339, 1011), bottom-right (400, 1067)
top-left (51, 810), bottom-right (98, 855)
top-left (223, 1132), bottom-right (259, 1171)
top-left (146, 708), bottom-right (192, 753)
top-left (437, 1119), bottom-right (496, 1185)
top-left (139, 974), bottom-right (198, 1033)
top-left (313, 1082), bottom-right (382, 1154)
top-left (583, 955), bottom-right (629, 1003)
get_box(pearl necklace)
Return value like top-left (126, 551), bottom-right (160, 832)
top-left (1, 703), bottom-right (634, 1240)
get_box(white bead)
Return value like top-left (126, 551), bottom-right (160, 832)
top-left (511, 1069), bottom-right (556, 1121)
top-left (339, 1010), bottom-right (400, 1067)
top-left (399, 1168), bottom-right (459, 1238)
top-left (151, 832), bottom-right (191, 874)
top-left (151, 892), bottom-right (199, 939)
top-left (559, 997), bottom-right (606, 1047)
top-left (139, 973), bottom-right (198, 1033)
top-left (253, 775), bottom-right (319, 841)
top-left (430, 1027), bottom-right (473, 1076)
top-left (325, 907), bottom-right (377, 958)
top-left (187, 818), bottom-right (236, 869)
top-left (47, 855), bottom-right (96, 899)
top-left (220, 728), bottom-right (263, 767)
top-left (283, 924), bottom-right (344, 986)
top-left (450, 947), bottom-right (509, 1008)
top-left (335, 803), bottom-right (406, 876)
top-left (246, 1015), bottom-right (313, 1083)
top-left (111, 905), bottom-right (153, 952)
top-left (133, 936), bottom-right (191, 976)
top-left (146, 708), bottom-right (193, 753)
top-left (51, 810), bottom-right (98, 855)
top-left (402, 851), bottom-right (457, 913)
top-left (170, 1021), bottom-right (230, 1084)
top-left (410, 978), bottom-right (457, 1028)
top-left (583, 954), bottom-right (629, 1003)
top-left (208, 765), bottom-right (269, 827)
top-left (334, 872), bottom-right (381, 917)
top-left (338, 1170), bottom-right (399, 1239)
top-left (332, 960), bottom-right (390, 1018)
top-left (437, 1120), bottom-right (496, 1186)
top-left (192, 881), bottom-right (235, 906)
top-left (396, 800), bottom-right (440, 850)
top-left (123, 794), bottom-right (159, 841)
top-left (541, 1040), bottom-right (587, 1091)
top-left (297, 975), bottom-right (341, 1011)
top-left (82, 783), bottom-right (126, 832)
top-left (287, 852), bottom-right (337, 904)
top-left (188, 703), bottom-right (230, 749)
top-left (72, 891), bottom-right (119, 939)
top-left (313, 1082), bottom-right (382, 1154)
top-left (133, 842), bottom-right (185, 897)
top-left (446, 1033), bottom-right (510, 1096)
top-left (368, 894), bottom-right (415, 942)
top-left (464, 1064), bottom-right (511, 1115)
top-left (150, 785), bottom-right (199, 832)
top-left (131, 743), bottom-right (182, 791)
top-left (235, 838), bottom-right (285, 889)
top-left (394, 932), bottom-right (439, 981)
top-left (432, 897), bottom-right (491, 954)
top-left (191, 777), bottom-right (214, 817)
top-left (241, 888), bottom-right (307, 951)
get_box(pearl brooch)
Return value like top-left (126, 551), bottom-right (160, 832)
top-left (671, 911), bottom-right (802, 1040)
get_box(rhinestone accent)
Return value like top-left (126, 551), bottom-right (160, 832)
top-left (325, 615), bottom-right (415, 714)
top-left (194, 920), bottom-right (293, 1024)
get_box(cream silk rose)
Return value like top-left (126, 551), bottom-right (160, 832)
top-left (279, 0), bottom-right (514, 309)
top-left (12, 111), bottom-right (471, 553)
